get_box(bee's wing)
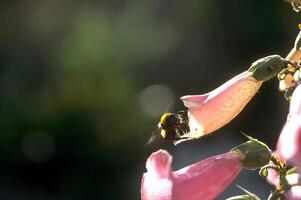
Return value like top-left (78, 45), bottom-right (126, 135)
top-left (164, 102), bottom-right (174, 113)
top-left (145, 129), bottom-right (160, 146)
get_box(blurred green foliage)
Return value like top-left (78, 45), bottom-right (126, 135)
top-left (0, 0), bottom-right (300, 199)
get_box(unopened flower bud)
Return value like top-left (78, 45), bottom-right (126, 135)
top-left (231, 135), bottom-right (272, 170)
top-left (248, 55), bottom-right (289, 81)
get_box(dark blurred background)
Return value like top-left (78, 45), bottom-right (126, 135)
top-left (0, 0), bottom-right (300, 199)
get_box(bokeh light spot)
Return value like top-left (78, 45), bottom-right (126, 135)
top-left (139, 84), bottom-right (175, 117)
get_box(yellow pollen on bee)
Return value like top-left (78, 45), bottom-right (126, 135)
top-left (160, 113), bottom-right (171, 124)
top-left (160, 130), bottom-right (166, 138)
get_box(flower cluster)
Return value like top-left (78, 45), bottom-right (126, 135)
top-left (141, 29), bottom-right (301, 199)
top-left (262, 84), bottom-right (301, 199)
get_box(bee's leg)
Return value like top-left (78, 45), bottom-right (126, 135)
top-left (175, 112), bottom-right (190, 134)
top-left (175, 129), bottom-right (183, 138)
top-left (175, 136), bottom-right (193, 140)
top-left (173, 136), bottom-right (194, 145)
top-left (177, 110), bottom-right (188, 122)
top-left (173, 128), bottom-right (194, 143)
top-left (177, 110), bottom-right (187, 116)
top-left (174, 123), bottom-right (190, 136)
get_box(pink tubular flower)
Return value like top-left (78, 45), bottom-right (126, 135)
top-left (286, 31), bottom-right (301, 62)
top-left (277, 85), bottom-right (301, 168)
top-left (266, 168), bottom-right (279, 186)
top-left (289, 84), bottom-right (301, 116)
top-left (180, 71), bottom-right (262, 140)
top-left (276, 115), bottom-right (301, 168)
top-left (267, 172), bottom-right (301, 200)
top-left (286, 186), bottom-right (301, 200)
top-left (141, 149), bottom-right (244, 200)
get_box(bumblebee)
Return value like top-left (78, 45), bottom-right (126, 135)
top-left (157, 110), bottom-right (190, 142)
top-left (146, 110), bottom-right (191, 145)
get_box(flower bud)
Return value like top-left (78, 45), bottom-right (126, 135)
top-left (231, 135), bottom-right (272, 170)
top-left (248, 55), bottom-right (288, 81)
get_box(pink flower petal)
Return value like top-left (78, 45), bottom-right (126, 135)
top-left (141, 150), bottom-right (243, 200)
top-left (286, 173), bottom-right (301, 186)
top-left (172, 152), bottom-right (243, 200)
top-left (181, 71), bottom-right (262, 139)
top-left (285, 185), bottom-right (301, 200)
top-left (141, 150), bottom-right (173, 200)
top-left (146, 149), bottom-right (172, 178)
top-left (266, 168), bottom-right (279, 186)
top-left (289, 85), bottom-right (301, 117)
top-left (276, 115), bottom-right (301, 168)
top-left (286, 31), bottom-right (301, 62)
top-left (265, 152), bottom-right (283, 186)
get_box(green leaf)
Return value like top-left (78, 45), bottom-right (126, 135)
top-left (267, 191), bottom-right (285, 200)
top-left (259, 167), bottom-right (268, 177)
top-left (226, 195), bottom-right (254, 200)
top-left (236, 185), bottom-right (261, 200)
top-left (286, 167), bottom-right (298, 175)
